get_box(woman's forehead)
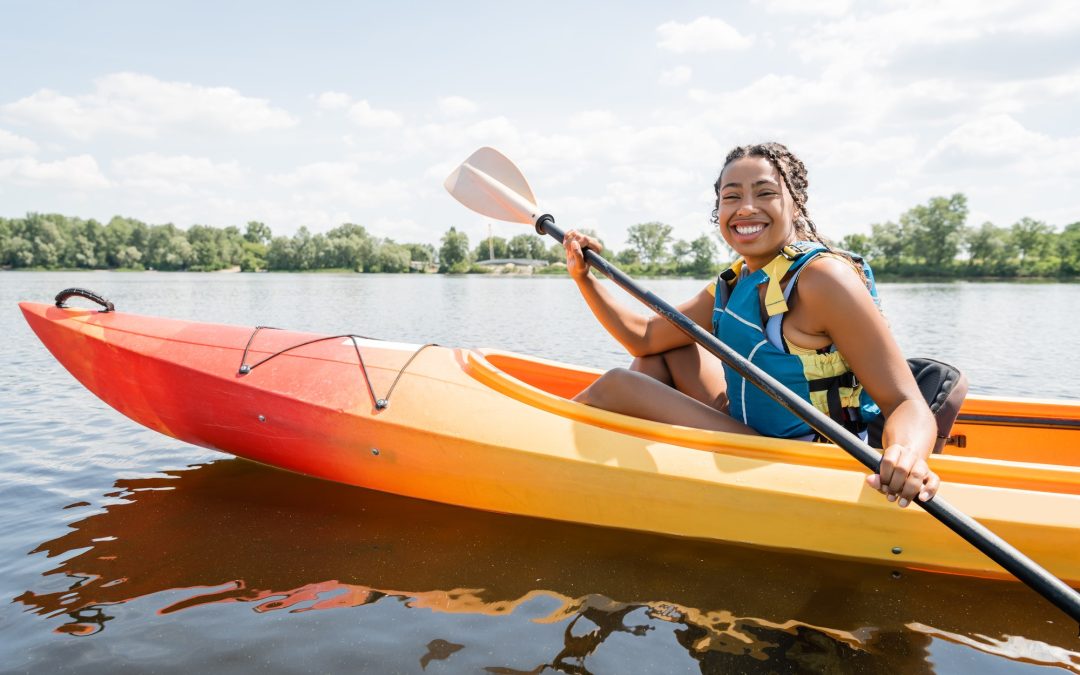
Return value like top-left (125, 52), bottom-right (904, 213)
top-left (719, 156), bottom-right (781, 187)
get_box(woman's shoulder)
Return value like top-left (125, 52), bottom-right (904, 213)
top-left (796, 252), bottom-right (872, 306)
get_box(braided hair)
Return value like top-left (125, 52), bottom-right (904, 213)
top-left (711, 142), bottom-right (867, 283)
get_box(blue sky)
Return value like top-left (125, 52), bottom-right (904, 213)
top-left (2, 0), bottom-right (1078, 250)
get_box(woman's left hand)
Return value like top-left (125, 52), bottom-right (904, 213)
top-left (866, 444), bottom-right (940, 508)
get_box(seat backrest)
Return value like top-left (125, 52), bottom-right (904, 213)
top-left (867, 357), bottom-right (969, 454)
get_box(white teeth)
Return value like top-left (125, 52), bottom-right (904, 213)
top-left (734, 223), bottom-right (765, 235)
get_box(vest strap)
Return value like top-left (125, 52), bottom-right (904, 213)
top-left (761, 255), bottom-right (797, 317)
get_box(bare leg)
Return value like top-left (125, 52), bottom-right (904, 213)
top-left (573, 367), bottom-right (756, 435)
top-left (629, 343), bottom-right (729, 412)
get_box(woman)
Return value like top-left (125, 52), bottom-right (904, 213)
top-left (564, 142), bottom-right (939, 509)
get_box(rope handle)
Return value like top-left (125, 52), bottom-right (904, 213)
top-left (55, 288), bottom-right (115, 312)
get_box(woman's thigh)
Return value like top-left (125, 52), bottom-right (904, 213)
top-left (631, 344), bottom-right (728, 411)
top-left (575, 367), bottom-right (752, 434)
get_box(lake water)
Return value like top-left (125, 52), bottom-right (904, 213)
top-left (2, 271), bottom-right (1079, 673)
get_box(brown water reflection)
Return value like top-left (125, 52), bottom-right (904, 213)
top-left (16, 459), bottom-right (1080, 673)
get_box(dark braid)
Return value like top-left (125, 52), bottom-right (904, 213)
top-left (711, 142), bottom-right (868, 285)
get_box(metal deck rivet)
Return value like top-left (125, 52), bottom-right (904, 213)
top-left (891, 546), bottom-right (903, 555)
top-left (258, 415), bottom-right (266, 422)
top-left (371, 448), bottom-right (380, 456)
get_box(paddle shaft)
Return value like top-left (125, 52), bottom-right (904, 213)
top-left (537, 214), bottom-right (1080, 626)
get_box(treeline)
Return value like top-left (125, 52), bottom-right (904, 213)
top-left (2, 194), bottom-right (1078, 277)
top-left (0, 213), bottom-right (720, 276)
top-left (0, 215), bottom-right (443, 273)
top-left (839, 194), bottom-right (1080, 278)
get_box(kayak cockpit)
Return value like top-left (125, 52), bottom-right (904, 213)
top-left (466, 348), bottom-right (1080, 471)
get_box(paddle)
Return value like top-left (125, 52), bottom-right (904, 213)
top-left (444, 146), bottom-right (1080, 626)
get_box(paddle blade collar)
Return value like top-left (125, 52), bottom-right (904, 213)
top-left (444, 147), bottom-right (542, 225)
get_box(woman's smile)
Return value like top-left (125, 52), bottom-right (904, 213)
top-left (730, 219), bottom-right (768, 237)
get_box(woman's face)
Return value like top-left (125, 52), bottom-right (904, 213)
top-left (716, 156), bottom-right (798, 270)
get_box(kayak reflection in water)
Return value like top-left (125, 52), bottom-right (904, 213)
top-left (563, 142), bottom-right (939, 509)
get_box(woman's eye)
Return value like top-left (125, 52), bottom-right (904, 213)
top-left (758, 191), bottom-right (777, 197)
top-left (721, 194), bottom-right (739, 201)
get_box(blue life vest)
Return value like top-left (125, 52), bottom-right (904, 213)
top-left (711, 242), bottom-right (881, 440)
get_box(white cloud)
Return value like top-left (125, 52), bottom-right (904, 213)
top-left (657, 17), bottom-right (753, 53)
top-left (112, 153), bottom-right (247, 194)
top-left (1, 73), bottom-right (297, 140)
top-left (754, 0), bottom-right (853, 16)
top-left (569, 110), bottom-right (619, 130)
top-left (788, 1), bottom-right (1080, 73)
top-left (659, 66), bottom-right (692, 86)
top-left (316, 91), bottom-right (352, 111)
top-left (347, 100), bottom-right (404, 128)
top-left (0, 155), bottom-right (109, 189)
top-left (0, 128), bottom-right (38, 155)
top-left (438, 96), bottom-right (478, 116)
top-left (269, 161), bottom-right (411, 209)
top-left (932, 115), bottom-right (1043, 162)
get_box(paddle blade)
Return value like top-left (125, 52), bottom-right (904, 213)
top-left (444, 147), bottom-right (541, 225)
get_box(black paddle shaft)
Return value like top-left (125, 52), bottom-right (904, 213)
top-left (537, 214), bottom-right (1080, 627)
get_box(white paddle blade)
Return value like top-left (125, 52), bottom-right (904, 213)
top-left (444, 147), bottom-right (541, 225)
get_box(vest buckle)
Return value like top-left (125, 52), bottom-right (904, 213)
top-left (780, 243), bottom-right (811, 261)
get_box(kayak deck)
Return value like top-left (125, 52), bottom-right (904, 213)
top-left (18, 302), bottom-right (1080, 584)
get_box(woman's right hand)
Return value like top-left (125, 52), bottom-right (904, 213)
top-left (563, 230), bottom-right (603, 281)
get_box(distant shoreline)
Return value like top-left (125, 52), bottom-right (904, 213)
top-left (3, 267), bottom-right (1075, 283)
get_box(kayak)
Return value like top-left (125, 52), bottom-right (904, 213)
top-left (18, 300), bottom-right (1080, 584)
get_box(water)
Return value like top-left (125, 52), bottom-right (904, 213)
top-left (2, 271), bottom-right (1079, 674)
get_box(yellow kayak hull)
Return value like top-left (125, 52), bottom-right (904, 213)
top-left (20, 302), bottom-right (1080, 584)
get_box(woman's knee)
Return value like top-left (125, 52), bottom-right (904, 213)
top-left (575, 367), bottom-right (638, 407)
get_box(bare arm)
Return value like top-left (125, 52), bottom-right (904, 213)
top-left (564, 230), bottom-right (714, 357)
top-left (794, 257), bottom-right (939, 507)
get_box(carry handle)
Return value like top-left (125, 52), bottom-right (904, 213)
top-left (54, 288), bottom-right (115, 312)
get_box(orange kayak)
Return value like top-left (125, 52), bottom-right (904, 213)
top-left (19, 300), bottom-right (1080, 583)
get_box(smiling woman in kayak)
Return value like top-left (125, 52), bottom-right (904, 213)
top-left (563, 142), bottom-right (939, 509)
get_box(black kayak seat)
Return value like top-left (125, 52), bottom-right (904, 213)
top-left (867, 357), bottom-right (969, 454)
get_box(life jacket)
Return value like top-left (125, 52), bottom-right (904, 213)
top-left (711, 241), bottom-right (881, 440)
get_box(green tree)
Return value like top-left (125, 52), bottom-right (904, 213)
top-left (2, 229), bottom-right (34, 267)
top-left (439, 227), bottom-right (471, 273)
top-left (244, 221), bottom-right (272, 246)
top-left (31, 214), bottom-right (66, 268)
top-left (145, 223), bottom-right (192, 270)
top-left (239, 240), bottom-right (267, 271)
top-left (627, 222), bottom-right (673, 264)
top-left (187, 224), bottom-right (224, 270)
top-left (545, 241), bottom-right (566, 264)
top-left (103, 216), bottom-right (147, 268)
top-left (507, 233), bottom-right (548, 259)
top-left (371, 240), bottom-right (411, 272)
top-left (688, 234), bottom-right (718, 276)
top-left (868, 221), bottom-right (904, 271)
top-left (473, 235), bottom-right (508, 261)
top-left (115, 245), bottom-right (143, 269)
top-left (614, 248), bottom-right (640, 265)
top-left (266, 236), bottom-right (297, 270)
top-left (64, 218), bottom-right (105, 268)
top-left (671, 239), bottom-right (692, 265)
top-left (839, 233), bottom-right (871, 257)
top-left (1010, 217), bottom-right (1055, 269)
top-left (1058, 222), bottom-right (1080, 276)
top-left (900, 194), bottom-right (967, 271)
top-left (404, 243), bottom-right (436, 266)
top-left (324, 223), bottom-right (375, 270)
top-left (964, 222), bottom-right (1014, 276)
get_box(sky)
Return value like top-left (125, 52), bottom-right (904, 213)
top-left (1, 0), bottom-right (1079, 251)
